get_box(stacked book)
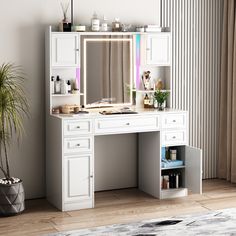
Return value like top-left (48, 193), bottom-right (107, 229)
top-left (144, 25), bottom-right (162, 32)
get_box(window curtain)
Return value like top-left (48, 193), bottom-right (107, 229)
top-left (218, 0), bottom-right (236, 182)
top-left (103, 36), bottom-right (130, 104)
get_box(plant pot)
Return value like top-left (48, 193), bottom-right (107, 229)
top-left (0, 180), bottom-right (25, 216)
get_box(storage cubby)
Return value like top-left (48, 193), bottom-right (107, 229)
top-left (160, 145), bottom-right (202, 199)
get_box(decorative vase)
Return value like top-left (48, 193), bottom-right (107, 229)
top-left (0, 181), bottom-right (25, 216)
top-left (157, 103), bottom-right (164, 111)
top-left (154, 99), bottom-right (158, 109)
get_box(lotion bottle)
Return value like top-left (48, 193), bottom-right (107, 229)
top-left (91, 12), bottom-right (100, 31)
top-left (60, 79), bottom-right (68, 94)
top-left (51, 76), bottom-right (55, 94)
top-left (101, 16), bottom-right (108, 32)
top-left (55, 75), bottom-right (61, 94)
top-left (67, 80), bottom-right (71, 93)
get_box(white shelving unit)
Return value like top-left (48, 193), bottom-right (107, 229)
top-left (135, 32), bottom-right (172, 108)
top-left (45, 26), bottom-right (202, 211)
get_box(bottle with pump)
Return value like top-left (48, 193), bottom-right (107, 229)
top-left (91, 12), bottom-right (100, 31)
top-left (51, 76), bottom-right (55, 94)
top-left (67, 80), bottom-right (71, 93)
top-left (55, 75), bottom-right (61, 94)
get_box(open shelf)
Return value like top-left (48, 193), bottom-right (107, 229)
top-left (134, 89), bottom-right (171, 93)
top-left (161, 165), bottom-right (185, 170)
top-left (52, 93), bottom-right (84, 97)
top-left (160, 187), bottom-right (188, 199)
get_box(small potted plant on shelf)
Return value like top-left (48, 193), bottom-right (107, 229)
top-left (0, 63), bottom-right (29, 216)
top-left (154, 90), bottom-right (170, 111)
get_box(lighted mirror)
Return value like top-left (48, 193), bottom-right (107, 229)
top-left (81, 35), bottom-right (134, 107)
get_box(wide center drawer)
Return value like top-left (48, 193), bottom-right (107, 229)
top-left (162, 130), bottom-right (187, 146)
top-left (162, 113), bottom-right (187, 129)
top-left (64, 120), bottom-right (92, 136)
top-left (95, 116), bottom-right (159, 134)
top-left (64, 137), bottom-right (93, 154)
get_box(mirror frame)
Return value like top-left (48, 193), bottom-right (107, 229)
top-left (83, 36), bottom-right (133, 108)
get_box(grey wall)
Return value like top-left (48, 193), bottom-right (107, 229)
top-left (0, 0), bottom-right (160, 199)
top-left (168, 0), bottom-right (223, 179)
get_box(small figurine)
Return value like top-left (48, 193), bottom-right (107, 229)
top-left (142, 71), bottom-right (152, 90)
top-left (156, 79), bottom-right (164, 90)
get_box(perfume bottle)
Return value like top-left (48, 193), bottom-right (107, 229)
top-left (91, 12), bottom-right (100, 31)
top-left (144, 93), bottom-right (150, 108)
top-left (112, 18), bottom-right (122, 32)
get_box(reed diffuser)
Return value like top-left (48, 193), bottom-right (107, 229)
top-left (59, 0), bottom-right (71, 32)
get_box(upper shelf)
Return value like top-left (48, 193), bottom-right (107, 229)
top-left (52, 93), bottom-right (84, 97)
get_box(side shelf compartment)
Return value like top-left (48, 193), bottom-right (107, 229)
top-left (160, 145), bottom-right (202, 199)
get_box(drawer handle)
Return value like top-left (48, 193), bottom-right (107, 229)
top-left (126, 122), bottom-right (130, 126)
top-left (173, 120), bottom-right (176, 122)
top-left (77, 126), bottom-right (80, 129)
top-left (172, 136), bottom-right (176, 139)
top-left (76, 143), bottom-right (81, 147)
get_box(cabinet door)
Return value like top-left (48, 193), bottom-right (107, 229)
top-left (185, 146), bottom-right (202, 194)
top-left (146, 33), bottom-right (171, 65)
top-left (51, 33), bottom-right (79, 66)
top-left (64, 155), bottom-right (93, 202)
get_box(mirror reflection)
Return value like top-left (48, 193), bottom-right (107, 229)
top-left (81, 35), bottom-right (133, 106)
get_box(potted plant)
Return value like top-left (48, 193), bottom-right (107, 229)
top-left (0, 63), bottom-right (29, 216)
top-left (154, 90), bottom-right (170, 110)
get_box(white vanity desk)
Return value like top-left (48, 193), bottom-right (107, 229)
top-left (46, 107), bottom-right (202, 211)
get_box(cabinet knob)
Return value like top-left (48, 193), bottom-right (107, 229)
top-left (76, 144), bottom-right (81, 146)
top-left (77, 126), bottom-right (80, 129)
top-left (75, 49), bottom-right (79, 51)
top-left (146, 48), bottom-right (151, 51)
top-left (126, 122), bottom-right (130, 126)
top-left (172, 136), bottom-right (176, 139)
top-left (173, 120), bottom-right (176, 122)
top-left (90, 175), bottom-right (93, 178)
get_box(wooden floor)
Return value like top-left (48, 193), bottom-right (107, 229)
top-left (1, 179), bottom-right (236, 236)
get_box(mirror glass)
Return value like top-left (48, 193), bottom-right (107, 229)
top-left (81, 35), bottom-right (133, 107)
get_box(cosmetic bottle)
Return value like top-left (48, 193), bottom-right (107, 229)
top-left (144, 94), bottom-right (149, 108)
top-left (55, 75), bottom-right (61, 94)
top-left (101, 16), bottom-right (108, 31)
top-left (67, 80), bottom-right (71, 93)
top-left (60, 80), bottom-right (68, 94)
top-left (91, 12), bottom-right (100, 31)
top-left (51, 76), bottom-right (55, 94)
top-left (112, 18), bottom-right (122, 32)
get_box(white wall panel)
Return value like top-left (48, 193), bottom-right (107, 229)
top-left (163, 0), bottom-right (223, 178)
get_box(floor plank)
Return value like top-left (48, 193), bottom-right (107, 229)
top-left (1, 179), bottom-right (236, 235)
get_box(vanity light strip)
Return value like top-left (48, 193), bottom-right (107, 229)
top-left (76, 67), bottom-right (80, 90)
top-left (135, 34), bottom-right (141, 90)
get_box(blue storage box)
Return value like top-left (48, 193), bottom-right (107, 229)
top-left (161, 159), bottom-right (184, 168)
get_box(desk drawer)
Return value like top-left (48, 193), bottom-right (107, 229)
top-left (162, 130), bottom-right (187, 146)
top-left (162, 113), bottom-right (186, 129)
top-left (64, 120), bottom-right (92, 136)
top-left (64, 137), bottom-right (92, 154)
top-left (95, 116), bottom-right (159, 134)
